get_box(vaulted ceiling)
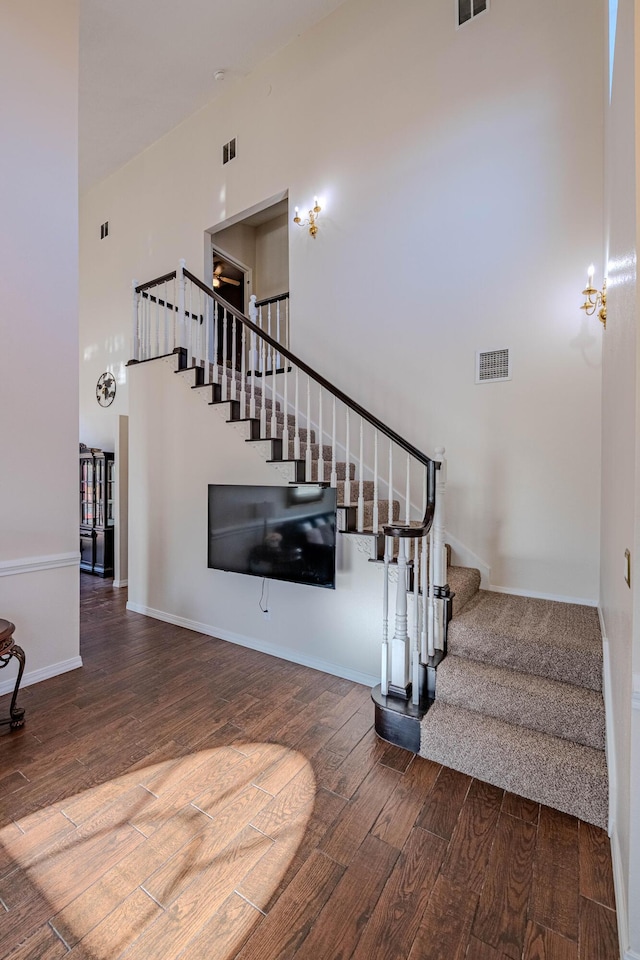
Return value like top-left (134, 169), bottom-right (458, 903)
top-left (80, 0), bottom-right (348, 192)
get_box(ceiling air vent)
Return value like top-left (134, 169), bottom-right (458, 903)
top-left (476, 348), bottom-right (510, 384)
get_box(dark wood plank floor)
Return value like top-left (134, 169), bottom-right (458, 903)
top-left (0, 575), bottom-right (619, 959)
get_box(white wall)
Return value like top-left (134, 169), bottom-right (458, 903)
top-left (255, 213), bottom-right (289, 299)
top-left (600, 0), bottom-right (640, 954)
top-left (0, 0), bottom-right (80, 686)
top-left (80, 0), bottom-right (604, 600)
top-left (128, 358), bottom-right (381, 685)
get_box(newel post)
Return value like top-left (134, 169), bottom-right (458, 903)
top-left (389, 538), bottom-right (411, 696)
top-left (131, 279), bottom-right (140, 361)
top-left (433, 446), bottom-right (448, 651)
top-left (177, 258), bottom-right (186, 350)
top-left (249, 294), bottom-right (258, 324)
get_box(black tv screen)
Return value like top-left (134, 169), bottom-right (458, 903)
top-left (208, 484), bottom-right (337, 589)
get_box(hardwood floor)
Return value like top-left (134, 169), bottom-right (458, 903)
top-left (0, 575), bottom-right (619, 959)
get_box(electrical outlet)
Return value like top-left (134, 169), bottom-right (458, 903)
top-left (262, 609), bottom-right (271, 621)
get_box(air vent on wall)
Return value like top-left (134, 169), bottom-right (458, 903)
top-left (476, 348), bottom-right (510, 383)
top-left (222, 137), bottom-right (237, 165)
top-left (457, 0), bottom-right (488, 27)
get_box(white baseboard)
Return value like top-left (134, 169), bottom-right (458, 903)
top-left (0, 552), bottom-right (80, 578)
top-left (126, 601), bottom-right (378, 688)
top-left (0, 656), bottom-right (83, 696)
top-left (488, 584), bottom-right (597, 606)
top-left (113, 579), bottom-right (128, 588)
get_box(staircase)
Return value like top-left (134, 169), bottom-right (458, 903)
top-left (420, 579), bottom-right (608, 828)
top-left (130, 261), bottom-right (609, 831)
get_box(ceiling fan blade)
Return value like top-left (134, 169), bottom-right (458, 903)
top-left (220, 276), bottom-right (241, 286)
top-left (214, 264), bottom-right (223, 276)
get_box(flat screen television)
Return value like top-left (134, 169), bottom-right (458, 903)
top-left (208, 483), bottom-right (337, 589)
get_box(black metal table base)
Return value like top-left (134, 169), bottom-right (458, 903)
top-left (0, 620), bottom-right (26, 729)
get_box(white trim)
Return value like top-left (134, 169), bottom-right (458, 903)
top-left (632, 673), bottom-right (640, 710)
top-left (611, 826), bottom-right (631, 960)
top-left (602, 630), bottom-right (617, 837)
top-left (488, 584), bottom-right (597, 607)
top-left (601, 611), bottom-right (628, 960)
top-left (0, 656), bottom-right (83, 696)
top-left (126, 601), bottom-right (377, 688)
top-left (0, 552), bottom-right (80, 578)
top-left (113, 579), bottom-right (128, 588)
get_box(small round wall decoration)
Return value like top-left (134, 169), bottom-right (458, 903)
top-left (96, 372), bottom-right (116, 407)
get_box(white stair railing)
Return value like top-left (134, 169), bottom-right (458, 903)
top-left (131, 260), bottom-right (449, 707)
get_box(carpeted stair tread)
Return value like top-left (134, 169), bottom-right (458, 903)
top-left (309, 461), bottom-right (356, 482)
top-left (447, 591), bottom-right (602, 691)
top-left (420, 701), bottom-right (608, 828)
top-left (448, 565), bottom-right (481, 617)
top-left (336, 481), bottom-right (375, 504)
top-left (436, 656), bottom-right (605, 750)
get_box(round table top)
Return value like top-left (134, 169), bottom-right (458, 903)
top-left (0, 620), bottom-right (16, 651)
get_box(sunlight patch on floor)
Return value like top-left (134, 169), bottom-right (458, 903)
top-left (0, 743), bottom-right (315, 959)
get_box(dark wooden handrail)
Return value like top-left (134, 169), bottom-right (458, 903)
top-left (181, 268), bottom-right (434, 470)
top-left (136, 271), bottom-right (177, 293)
top-left (255, 292), bottom-right (289, 307)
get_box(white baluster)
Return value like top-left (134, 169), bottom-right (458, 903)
top-left (205, 294), bottom-right (211, 373)
top-left (372, 431), bottom-right (379, 534)
top-left (381, 535), bottom-right (391, 696)
top-left (317, 388), bottom-right (324, 483)
top-left (239, 321), bottom-right (247, 417)
top-left (330, 397), bottom-right (337, 488)
top-left (144, 294), bottom-right (150, 359)
top-left (172, 276), bottom-right (177, 351)
top-left (231, 317), bottom-right (237, 400)
top-left (391, 539), bottom-right (411, 694)
top-left (249, 330), bottom-right (256, 418)
top-left (222, 306), bottom-right (228, 400)
top-left (270, 342), bottom-right (277, 439)
top-left (421, 533), bottom-right (428, 663)
top-left (405, 454), bottom-right (411, 525)
top-left (164, 280), bottom-right (171, 353)
top-left (282, 354), bottom-right (289, 450)
top-left (388, 440), bottom-right (394, 524)
top-left (305, 376), bottom-right (312, 478)
top-left (428, 526), bottom-right (435, 658)
top-left (276, 301), bottom-right (282, 367)
top-left (249, 294), bottom-right (258, 326)
top-left (154, 287), bottom-right (160, 357)
top-left (343, 410), bottom-right (351, 507)
top-left (267, 302), bottom-right (272, 342)
top-left (260, 336), bottom-right (267, 436)
top-left (294, 367), bottom-right (301, 459)
top-left (187, 276), bottom-right (193, 363)
top-left (412, 538), bottom-right (421, 705)
top-left (212, 300), bottom-right (219, 383)
top-left (177, 259), bottom-right (186, 351)
top-left (285, 296), bottom-right (290, 349)
top-left (433, 446), bottom-right (447, 651)
top-left (131, 280), bottom-right (140, 361)
top-left (357, 418), bottom-right (364, 532)
top-left (421, 468), bottom-right (428, 663)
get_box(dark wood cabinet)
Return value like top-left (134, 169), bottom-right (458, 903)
top-left (80, 448), bottom-right (114, 577)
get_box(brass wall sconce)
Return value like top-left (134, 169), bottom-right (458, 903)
top-left (580, 264), bottom-right (607, 328)
top-left (293, 197), bottom-right (321, 238)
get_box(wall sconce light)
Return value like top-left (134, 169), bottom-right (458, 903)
top-left (293, 197), bottom-right (321, 238)
top-left (580, 264), bottom-right (607, 328)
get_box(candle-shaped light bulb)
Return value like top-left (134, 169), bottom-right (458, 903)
top-left (587, 264), bottom-right (595, 287)
top-left (314, 196), bottom-right (318, 209)
top-left (295, 206), bottom-right (299, 216)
